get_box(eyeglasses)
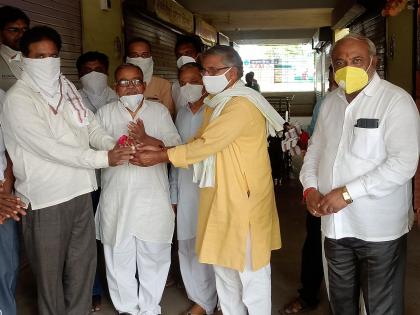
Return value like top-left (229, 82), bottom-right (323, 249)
top-left (201, 66), bottom-right (230, 76)
top-left (5, 27), bottom-right (28, 34)
top-left (116, 79), bottom-right (143, 87)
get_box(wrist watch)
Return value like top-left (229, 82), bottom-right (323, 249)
top-left (342, 186), bottom-right (353, 204)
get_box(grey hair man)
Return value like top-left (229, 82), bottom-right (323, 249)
top-left (300, 33), bottom-right (420, 315)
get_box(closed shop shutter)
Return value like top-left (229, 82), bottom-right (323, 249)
top-left (350, 14), bottom-right (386, 79)
top-left (0, 0), bottom-right (82, 83)
top-left (123, 6), bottom-right (180, 83)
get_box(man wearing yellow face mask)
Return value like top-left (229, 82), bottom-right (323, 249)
top-left (300, 33), bottom-right (420, 315)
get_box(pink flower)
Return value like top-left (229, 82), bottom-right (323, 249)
top-left (118, 135), bottom-right (128, 146)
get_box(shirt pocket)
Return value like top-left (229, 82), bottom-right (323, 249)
top-left (351, 127), bottom-right (386, 160)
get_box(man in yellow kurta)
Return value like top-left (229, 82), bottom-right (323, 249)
top-left (130, 45), bottom-right (283, 315)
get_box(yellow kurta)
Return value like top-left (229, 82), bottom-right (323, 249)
top-left (168, 96), bottom-right (281, 271)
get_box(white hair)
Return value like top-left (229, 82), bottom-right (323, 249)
top-left (332, 33), bottom-right (377, 56)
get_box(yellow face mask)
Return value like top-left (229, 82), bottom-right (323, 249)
top-left (334, 59), bottom-right (372, 94)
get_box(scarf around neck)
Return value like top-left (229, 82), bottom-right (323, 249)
top-left (193, 80), bottom-right (285, 188)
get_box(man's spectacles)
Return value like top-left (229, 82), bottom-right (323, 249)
top-left (202, 66), bottom-right (230, 76)
top-left (6, 27), bottom-right (28, 34)
top-left (117, 79), bottom-right (143, 87)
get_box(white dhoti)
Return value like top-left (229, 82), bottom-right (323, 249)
top-left (103, 236), bottom-right (171, 315)
top-left (179, 238), bottom-right (217, 314)
top-left (213, 235), bottom-right (271, 315)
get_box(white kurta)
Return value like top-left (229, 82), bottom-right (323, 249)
top-left (172, 81), bottom-right (188, 112)
top-left (79, 87), bottom-right (118, 114)
top-left (1, 77), bottom-right (114, 209)
top-left (95, 100), bottom-right (181, 246)
top-left (170, 104), bottom-right (205, 240)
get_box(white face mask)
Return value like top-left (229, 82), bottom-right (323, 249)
top-left (176, 56), bottom-right (196, 69)
top-left (120, 94), bottom-right (144, 111)
top-left (126, 56), bottom-right (153, 84)
top-left (180, 83), bottom-right (204, 104)
top-left (23, 57), bottom-right (61, 97)
top-left (202, 67), bottom-right (231, 95)
top-left (80, 71), bottom-right (108, 95)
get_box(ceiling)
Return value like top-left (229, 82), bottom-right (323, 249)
top-left (176, 0), bottom-right (339, 44)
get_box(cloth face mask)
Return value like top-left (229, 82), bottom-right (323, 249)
top-left (126, 56), bottom-right (154, 84)
top-left (23, 56), bottom-right (61, 98)
top-left (180, 83), bottom-right (204, 104)
top-left (334, 58), bottom-right (372, 94)
top-left (176, 56), bottom-right (196, 69)
top-left (203, 68), bottom-right (232, 95)
top-left (80, 71), bottom-right (108, 95)
top-left (120, 94), bottom-right (144, 111)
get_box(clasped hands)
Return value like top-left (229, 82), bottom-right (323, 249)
top-left (305, 187), bottom-right (348, 217)
top-left (0, 181), bottom-right (27, 224)
top-left (108, 119), bottom-right (168, 167)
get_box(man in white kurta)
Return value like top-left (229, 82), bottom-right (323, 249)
top-left (76, 50), bottom-right (118, 311)
top-left (172, 35), bottom-right (203, 112)
top-left (77, 51), bottom-right (118, 114)
top-left (169, 63), bottom-right (217, 315)
top-left (95, 63), bottom-right (181, 315)
top-left (1, 26), bottom-right (136, 315)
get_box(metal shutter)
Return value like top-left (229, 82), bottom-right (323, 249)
top-left (124, 9), bottom-right (179, 83)
top-left (0, 0), bottom-right (82, 83)
top-left (350, 14), bottom-right (386, 79)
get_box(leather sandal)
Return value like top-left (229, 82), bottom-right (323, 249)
top-left (281, 296), bottom-right (316, 314)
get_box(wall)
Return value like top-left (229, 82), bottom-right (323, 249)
top-left (0, 0), bottom-right (82, 83)
top-left (350, 14), bottom-right (386, 79)
top-left (123, 6), bottom-right (179, 83)
top-left (386, 9), bottom-right (414, 94)
top-left (81, 0), bottom-right (124, 83)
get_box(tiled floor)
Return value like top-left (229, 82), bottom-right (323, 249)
top-left (15, 179), bottom-right (420, 314)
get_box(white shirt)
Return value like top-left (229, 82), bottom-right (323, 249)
top-left (0, 44), bottom-right (22, 78)
top-left (170, 103), bottom-right (205, 240)
top-left (0, 44), bottom-right (22, 91)
top-left (172, 81), bottom-right (188, 112)
top-left (300, 73), bottom-right (420, 242)
top-left (79, 87), bottom-right (118, 114)
top-left (95, 100), bottom-right (181, 246)
top-left (79, 87), bottom-right (118, 186)
top-left (1, 78), bottom-right (115, 209)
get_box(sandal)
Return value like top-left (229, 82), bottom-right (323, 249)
top-left (186, 303), bottom-right (207, 315)
top-left (281, 296), bottom-right (315, 314)
top-left (91, 294), bottom-right (101, 312)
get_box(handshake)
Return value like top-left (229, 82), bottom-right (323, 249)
top-left (107, 119), bottom-right (168, 167)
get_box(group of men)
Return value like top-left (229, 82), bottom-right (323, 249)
top-left (0, 5), bottom-right (283, 315)
top-left (0, 4), bottom-right (419, 315)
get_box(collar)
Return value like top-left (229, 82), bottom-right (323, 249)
top-left (118, 98), bottom-right (148, 113)
top-left (362, 72), bottom-right (381, 96)
top-left (187, 101), bottom-right (205, 115)
top-left (0, 44), bottom-right (21, 62)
